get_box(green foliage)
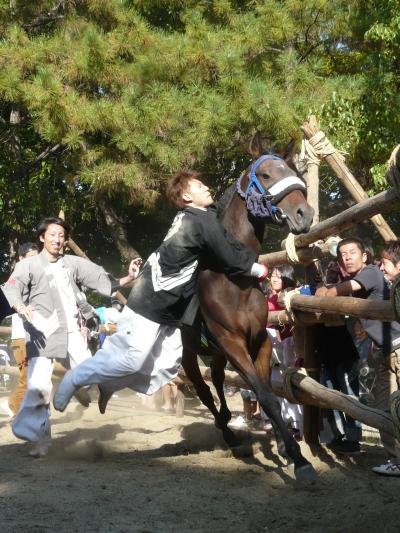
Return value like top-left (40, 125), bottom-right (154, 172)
top-left (0, 0), bottom-right (399, 273)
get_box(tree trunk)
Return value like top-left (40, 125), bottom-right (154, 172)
top-left (96, 193), bottom-right (141, 262)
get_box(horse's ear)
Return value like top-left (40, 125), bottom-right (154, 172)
top-left (281, 139), bottom-right (297, 167)
top-left (247, 131), bottom-right (264, 160)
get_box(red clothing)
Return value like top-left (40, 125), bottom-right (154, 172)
top-left (267, 293), bottom-right (292, 340)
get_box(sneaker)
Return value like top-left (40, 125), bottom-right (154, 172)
top-left (372, 462), bottom-right (400, 476)
top-left (329, 438), bottom-right (361, 455)
top-left (263, 420), bottom-right (273, 433)
top-left (229, 415), bottom-right (248, 429)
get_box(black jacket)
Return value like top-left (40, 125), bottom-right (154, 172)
top-left (127, 205), bottom-right (257, 325)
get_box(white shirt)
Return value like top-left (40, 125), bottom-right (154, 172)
top-left (11, 313), bottom-right (25, 340)
top-left (48, 258), bottom-right (79, 332)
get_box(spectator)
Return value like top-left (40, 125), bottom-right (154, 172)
top-left (8, 242), bottom-right (39, 417)
top-left (316, 237), bottom-right (400, 474)
top-left (371, 240), bottom-right (400, 475)
top-left (2, 217), bottom-right (138, 457)
top-left (267, 265), bottom-right (303, 439)
top-left (317, 259), bottom-right (362, 455)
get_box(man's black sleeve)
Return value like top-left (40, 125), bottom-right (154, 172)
top-left (200, 212), bottom-right (257, 276)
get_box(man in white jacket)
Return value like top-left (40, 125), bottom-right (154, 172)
top-left (3, 217), bottom-right (139, 456)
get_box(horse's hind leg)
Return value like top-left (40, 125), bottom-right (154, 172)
top-left (182, 350), bottom-right (240, 447)
top-left (211, 355), bottom-right (232, 424)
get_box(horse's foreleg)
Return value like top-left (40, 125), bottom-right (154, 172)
top-left (223, 335), bottom-right (316, 481)
top-left (210, 356), bottom-right (231, 425)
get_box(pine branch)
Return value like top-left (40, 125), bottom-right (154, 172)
top-left (34, 143), bottom-right (61, 164)
top-left (22, 2), bottom-right (65, 33)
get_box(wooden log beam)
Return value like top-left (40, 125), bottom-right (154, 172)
top-left (281, 188), bottom-right (399, 250)
top-left (301, 117), bottom-right (397, 241)
top-left (268, 310), bottom-right (344, 326)
top-left (176, 366), bottom-right (396, 439)
top-left (279, 293), bottom-right (394, 322)
top-left (259, 242), bottom-right (331, 267)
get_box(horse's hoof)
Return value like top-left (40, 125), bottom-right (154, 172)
top-left (222, 428), bottom-right (242, 448)
top-left (74, 387), bottom-right (91, 408)
top-left (219, 410), bottom-right (232, 425)
top-left (294, 464), bottom-right (317, 482)
top-left (98, 385), bottom-right (112, 414)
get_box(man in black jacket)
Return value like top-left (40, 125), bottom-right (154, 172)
top-left (54, 170), bottom-right (268, 412)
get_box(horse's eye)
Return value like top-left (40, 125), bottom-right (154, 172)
top-left (261, 173), bottom-right (269, 179)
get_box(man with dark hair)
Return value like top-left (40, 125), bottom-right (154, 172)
top-left (54, 170), bottom-right (269, 414)
top-left (36, 216), bottom-right (70, 240)
top-left (3, 217), bottom-right (139, 457)
top-left (316, 237), bottom-right (400, 474)
top-left (369, 239), bottom-right (400, 475)
top-left (17, 242), bottom-right (39, 259)
top-left (8, 242), bottom-right (40, 417)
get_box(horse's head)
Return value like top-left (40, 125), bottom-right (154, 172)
top-left (241, 136), bottom-right (314, 234)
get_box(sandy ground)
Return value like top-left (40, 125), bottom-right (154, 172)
top-left (0, 388), bottom-right (399, 533)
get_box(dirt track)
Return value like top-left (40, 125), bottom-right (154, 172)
top-left (0, 390), bottom-right (399, 533)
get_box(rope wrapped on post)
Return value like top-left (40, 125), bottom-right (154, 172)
top-left (282, 367), bottom-right (305, 404)
top-left (284, 233), bottom-right (300, 263)
top-left (300, 130), bottom-right (346, 166)
top-left (282, 288), bottom-right (301, 323)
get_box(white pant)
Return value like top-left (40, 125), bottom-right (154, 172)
top-left (70, 306), bottom-right (182, 396)
top-left (271, 366), bottom-right (303, 432)
top-left (12, 330), bottom-right (91, 443)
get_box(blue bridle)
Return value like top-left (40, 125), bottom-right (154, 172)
top-left (237, 154), bottom-right (306, 222)
top-left (246, 154), bottom-right (284, 196)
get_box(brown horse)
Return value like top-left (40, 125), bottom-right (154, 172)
top-left (181, 139), bottom-right (316, 481)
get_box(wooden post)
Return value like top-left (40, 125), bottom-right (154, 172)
top-left (299, 121), bottom-right (321, 445)
top-left (302, 263), bottom-right (321, 446)
top-left (301, 116), bottom-right (397, 241)
top-left (301, 115), bottom-right (320, 225)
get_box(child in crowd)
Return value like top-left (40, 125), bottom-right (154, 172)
top-left (266, 265), bottom-right (303, 440)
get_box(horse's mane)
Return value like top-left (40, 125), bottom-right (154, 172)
top-left (216, 182), bottom-right (237, 217)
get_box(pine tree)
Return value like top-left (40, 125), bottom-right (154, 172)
top-left (0, 0), bottom-right (366, 268)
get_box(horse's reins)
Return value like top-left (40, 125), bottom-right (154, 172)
top-left (236, 154), bottom-right (306, 223)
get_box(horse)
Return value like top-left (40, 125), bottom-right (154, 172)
top-left (180, 137), bottom-right (316, 481)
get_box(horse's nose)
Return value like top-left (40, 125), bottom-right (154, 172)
top-left (296, 205), bottom-right (314, 227)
